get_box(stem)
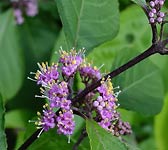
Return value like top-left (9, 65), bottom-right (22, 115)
top-left (18, 129), bottom-right (42, 150)
top-left (73, 129), bottom-right (87, 150)
top-left (73, 45), bottom-right (156, 103)
top-left (160, 22), bottom-right (164, 41)
top-left (142, 6), bottom-right (158, 43)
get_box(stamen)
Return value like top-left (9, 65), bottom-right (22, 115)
top-left (98, 64), bottom-right (104, 70)
top-left (60, 46), bottom-right (63, 51)
top-left (68, 135), bottom-right (71, 143)
top-left (28, 120), bottom-right (36, 123)
top-left (113, 86), bottom-right (120, 90)
top-left (37, 62), bottom-right (43, 71)
top-left (37, 128), bottom-right (44, 138)
top-left (114, 90), bottom-right (121, 97)
top-left (35, 95), bottom-right (49, 99)
top-left (27, 77), bottom-right (37, 82)
top-left (30, 72), bottom-right (36, 75)
top-left (41, 83), bottom-right (50, 89)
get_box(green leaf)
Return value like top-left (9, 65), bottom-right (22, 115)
top-left (131, 0), bottom-right (146, 7)
top-left (113, 47), bottom-right (164, 115)
top-left (50, 29), bottom-right (69, 63)
top-left (0, 10), bottom-right (24, 101)
top-left (0, 95), bottom-right (7, 150)
top-left (139, 137), bottom-right (157, 150)
top-left (55, 0), bottom-right (119, 50)
top-left (155, 94), bottom-right (168, 150)
top-left (19, 14), bottom-right (59, 60)
top-left (5, 109), bottom-right (33, 128)
top-left (86, 119), bottom-right (127, 150)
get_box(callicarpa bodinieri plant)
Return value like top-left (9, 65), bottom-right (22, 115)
top-left (28, 49), bottom-right (132, 138)
top-left (15, 0), bottom-right (168, 150)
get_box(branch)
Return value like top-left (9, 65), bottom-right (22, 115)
top-left (18, 129), bottom-right (42, 150)
top-left (73, 44), bottom-right (156, 103)
top-left (73, 128), bottom-right (87, 150)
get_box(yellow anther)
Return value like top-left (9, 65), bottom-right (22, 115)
top-left (35, 72), bottom-right (40, 79)
top-left (37, 112), bottom-right (41, 116)
top-left (93, 66), bottom-right (97, 70)
top-left (72, 60), bottom-right (76, 64)
top-left (42, 62), bottom-right (46, 68)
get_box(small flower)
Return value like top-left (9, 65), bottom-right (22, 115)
top-left (12, 0), bottom-right (38, 25)
top-left (56, 110), bottom-right (75, 135)
top-left (14, 8), bottom-right (24, 25)
top-left (79, 63), bottom-right (101, 82)
top-left (25, 0), bottom-right (38, 17)
top-left (59, 49), bottom-right (83, 77)
top-left (148, 0), bottom-right (165, 24)
top-left (35, 62), bottom-right (59, 86)
top-left (34, 104), bottom-right (56, 132)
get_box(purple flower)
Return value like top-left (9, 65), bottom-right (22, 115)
top-left (79, 65), bottom-right (101, 81)
top-left (35, 104), bottom-right (55, 132)
top-left (60, 99), bottom-right (71, 110)
top-left (148, 0), bottom-right (165, 24)
top-left (59, 50), bottom-right (83, 77)
top-left (100, 109), bottom-right (112, 119)
top-left (25, 0), bottom-right (38, 17)
top-left (35, 63), bottom-right (59, 86)
top-left (48, 81), bottom-right (68, 98)
top-left (62, 65), bottom-right (76, 77)
top-left (56, 110), bottom-right (75, 135)
top-left (99, 120), bottom-right (111, 130)
top-left (12, 0), bottom-right (38, 25)
top-left (14, 8), bottom-right (24, 25)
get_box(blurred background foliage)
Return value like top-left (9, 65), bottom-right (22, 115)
top-left (0, 0), bottom-right (168, 150)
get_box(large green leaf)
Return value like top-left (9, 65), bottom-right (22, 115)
top-left (0, 95), bottom-right (7, 150)
top-left (0, 10), bottom-right (24, 101)
top-left (5, 109), bottom-right (33, 128)
top-left (86, 119), bottom-right (127, 150)
top-left (55, 0), bottom-right (119, 50)
top-left (113, 47), bottom-right (164, 115)
top-left (154, 94), bottom-right (168, 150)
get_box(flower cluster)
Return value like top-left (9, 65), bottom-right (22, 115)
top-left (29, 48), bottom-right (132, 139)
top-left (56, 110), bottom-right (75, 135)
top-left (79, 62), bottom-right (101, 82)
top-left (93, 78), bottom-right (131, 135)
top-left (34, 104), bottom-right (55, 134)
top-left (59, 50), bottom-right (83, 78)
top-left (148, 0), bottom-right (165, 24)
top-left (110, 112), bottom-right (132, 136)
top-left (12, 0), bottom-right (38, 25)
